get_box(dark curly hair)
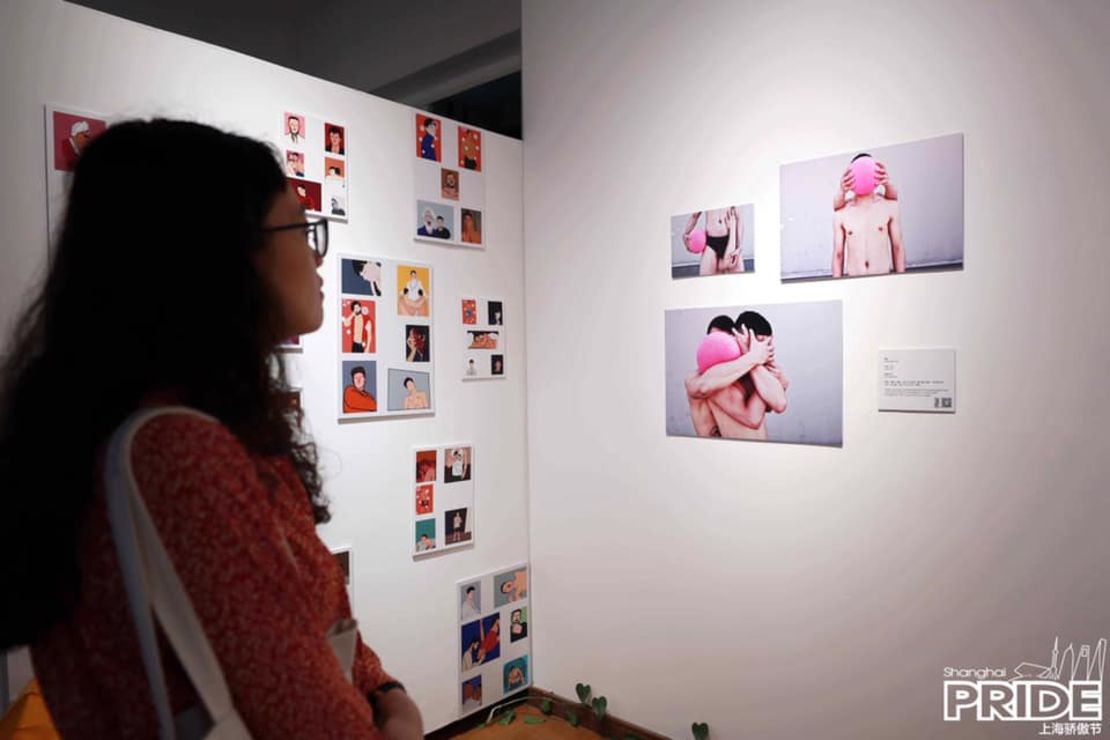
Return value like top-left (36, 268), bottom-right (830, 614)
top-left (0, 119), bottom-right (328, 649)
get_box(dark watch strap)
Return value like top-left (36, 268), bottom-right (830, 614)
top-left (374, 681), bottom-right (406, 695)
top-left (369, 680), bottom-right (407, 708)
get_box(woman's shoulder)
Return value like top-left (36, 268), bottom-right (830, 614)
top-left (128, 410), bottom-right (255, 484)
top-left (132, 409), bottom-right (241, 453)
top-left (130, 410), bottom-right (307, 506)
top-left (120, 409), bottom-right (303, 533)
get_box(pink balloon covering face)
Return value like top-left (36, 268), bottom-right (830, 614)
top-left (850, 156), bottom-right (878, 196)
top-left (696, 331), bottom-right (742, 375)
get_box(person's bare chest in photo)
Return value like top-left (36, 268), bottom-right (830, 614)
top-left (843, 200), bottom-right (893, 274)
top-left (706, 208), bottom-right (729, 236)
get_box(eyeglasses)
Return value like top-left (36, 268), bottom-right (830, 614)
top-left (263, 218), bottom-right (329, 258)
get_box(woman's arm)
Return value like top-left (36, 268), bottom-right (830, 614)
top-left (132, 414), bottom-right (386, 738)
top-left (373, 688), bottom-right (423, 740)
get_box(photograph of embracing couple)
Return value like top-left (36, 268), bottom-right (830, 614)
top-left (665, 301), bottom-right (843, 447)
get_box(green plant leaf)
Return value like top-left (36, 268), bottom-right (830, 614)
top-left (540, 698), bottom-right (554, 715)
top-left (524, 716), bottom-right (546, 725)
top-left (592, 696), bottom-right (608, 719)
top-left (692, 721), bottom-right (710, 740)
top-left (566, 708), bottom-right (580, 726)
top-left (576, 683), bottom-right (592, 704)
top-left (499, 709), bottom-right (516, 726)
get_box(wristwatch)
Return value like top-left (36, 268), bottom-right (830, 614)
top-left (369, 680), bottom-right (406, 710)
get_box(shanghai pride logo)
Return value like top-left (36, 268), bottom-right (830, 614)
top-left (944, 637), bottom-right (1106, 737)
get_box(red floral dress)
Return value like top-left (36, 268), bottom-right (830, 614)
top-left (30, 413), bottom-right (392, 738)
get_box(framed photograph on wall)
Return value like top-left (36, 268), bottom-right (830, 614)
top-left (780, 133), bottom-right (964, 281)
top-left (664, 301), bottom-right (844, 447)
top-left (670, 204), bottom-right (755, 279)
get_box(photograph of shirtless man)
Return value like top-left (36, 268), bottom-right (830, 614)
top-left (832, 154), bottom-right (904, 277)
top-left (684, 312), bottom-right (789, 440)
top-left (683, 207), bottom-right (745, 276)
top-left (780, 132), bottom-right (963, 281)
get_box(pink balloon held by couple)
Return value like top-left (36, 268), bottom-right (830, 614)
top-left (695, 324), bottom-right (771, 375)
top-left (696, 330), bottom-right (742, 374)
top-left (685, 312), bottom-right (789, 442)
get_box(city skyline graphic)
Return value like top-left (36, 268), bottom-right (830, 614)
top-left (1012, 637), bottom-right (1107, 682)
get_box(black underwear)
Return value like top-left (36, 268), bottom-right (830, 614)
top-left (706, 233), bottom-right (730, 260)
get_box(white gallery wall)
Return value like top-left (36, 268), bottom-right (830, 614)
top-left (0, 1), bottom-right (527, 731)
top-left (522, 1), bottom-right (1110, 739)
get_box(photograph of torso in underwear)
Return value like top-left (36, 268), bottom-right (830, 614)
top-left (671, 203), bottom-right (755, 279)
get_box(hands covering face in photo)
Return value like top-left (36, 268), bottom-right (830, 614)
top-left (841, 160), bottom-right (890, 194)
top-left (734, 324), bottom-right (773, 367)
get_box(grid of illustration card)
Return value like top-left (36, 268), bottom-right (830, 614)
top-left (279, 110), bottom-right (349, 222)
top-left (45, 104), bottom-right (110, 252)
top-left (413, 111), bottom-right (486, 248)
top-left (338, 255), bottom-right (434, 419)
top-left (457, 564), bottom-right (531, 717)
top-left (460, 297), bottom-right (506, 380)
top-left (413, 444), bottom-right (475, 558)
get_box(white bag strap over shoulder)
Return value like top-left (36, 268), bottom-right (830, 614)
top-left (105, 406), bottom-right (251, 740)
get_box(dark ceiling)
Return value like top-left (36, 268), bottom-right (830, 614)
top-left (66, 0), bottom-right (523, 138)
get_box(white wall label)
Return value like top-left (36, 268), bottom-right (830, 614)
top-left (878, 348), bottom-right (956, 413)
